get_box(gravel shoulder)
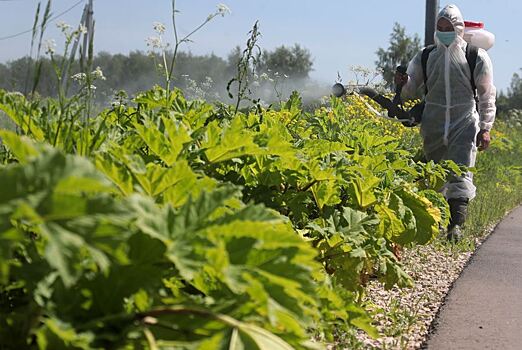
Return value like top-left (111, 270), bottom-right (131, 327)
top-left (350, 241), bottom-right (475, 349)
top-left (425, 206), bottom-right (522, 349)
top-left (336, 223), bottom-right (501, 349)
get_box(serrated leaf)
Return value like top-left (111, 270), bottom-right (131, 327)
top-left (35, 318), bottom-right (94, 350)
top-left (0, 130), bottom-right (40, 163)
top-left (203, 119), bottom-right (265, 163)
top-left (375, 203), bottom-right (405, 239)
top-left (347, 175), bottom-right (380, 209)
top-left (396, 189), bottom-right (441, 245)
top-left (215, 314), bottom-right (295, 350)
top-left (133, 116), bottom-right (192, 166)
top-left (0, 101), bottom-right (45, 141)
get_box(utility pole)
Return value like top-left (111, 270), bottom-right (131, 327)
top-left (81, 0), bottom-right (94, 70)
top-left (425, 0), bottom-right (439, 46)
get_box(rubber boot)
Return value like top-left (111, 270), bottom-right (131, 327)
top-left (447, 198), bottom-right (468, 242)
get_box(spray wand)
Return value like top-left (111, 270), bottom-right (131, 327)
top-left (332, 65), bottom-right (422, 127)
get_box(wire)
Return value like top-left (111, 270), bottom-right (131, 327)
top-left (0, 0), bottom-right (85, 41)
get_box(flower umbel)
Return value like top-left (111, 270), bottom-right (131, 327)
top-left (91, 66), bottom-right (106, 81)
top-left (44, 39), bottom-right (56, 55)
top-left (78, 24), bottom-right (88, 35)
top-left (71, 72), bottom-right (87, 82)
top-left (56, 21), bottom-right (72, 33)
top-left (217, 3), bottom-right (231, 17)
top-left (146, 36), bottom-right (167, 50)
top-left (153, 22), bottom-right (166, 35)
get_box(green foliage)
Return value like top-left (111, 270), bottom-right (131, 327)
top-left (375, 22), bottom-right (421, 88)
top-left (0, 134), bottom-right (326, 349)
top-left (503, 70), bottom-right (522, 110)
top-left (0, 86), bottom-right (456, 348)
top-left (464, 121), bottom-right (522, 237)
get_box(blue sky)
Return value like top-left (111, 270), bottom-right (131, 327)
top-left (0, 0), bottom-right (518, 92)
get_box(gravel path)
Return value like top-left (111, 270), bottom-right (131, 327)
top-left (338, 225), bottom-right (498, 349)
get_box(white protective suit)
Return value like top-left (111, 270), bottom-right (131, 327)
top-left (401, 4), bottom-right (496, 200)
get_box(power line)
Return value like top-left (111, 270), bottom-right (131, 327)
top-left (0, 0), bottom-right (85, 41)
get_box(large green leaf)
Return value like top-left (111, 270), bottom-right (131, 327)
top-left (375, 203), bottom-right (406, 240)
top-left (205, 314), bottom-right (295, 350)
top-left (0, 130), bottom-right (40, 163)
top-left (202, 119), bottom-right (265, 163)
top-left (35, 318), bottom-right (95, 350)
top-left (0, 95), bottom-right (45, 141)
top-left (395, 188), bottom-right (441, 245)
top-left (133, 116), bottom-right (192, 166)
top-left (0, 147), bottom-right (124, 286)
top-left (346, 175), bottom-right (380, 209)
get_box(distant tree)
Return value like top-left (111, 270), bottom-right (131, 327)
top-left (259, 44), bottom-right (313, 79)
top-left (375, 22), bottom-right (421, 88)
top-left (505, 70), bottom-right (522, 110)
top-left (0, 57), bottom-right (56, 96)
top-left (226, 46), bottom-right (242, 77)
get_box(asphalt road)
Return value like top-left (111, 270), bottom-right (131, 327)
top-left (426, 206), bottom-right (522, 349)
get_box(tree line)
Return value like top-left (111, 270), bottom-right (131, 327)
top-left (0, 44), bottom-right (314, 104)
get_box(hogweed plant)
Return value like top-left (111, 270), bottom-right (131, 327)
top-left (43, 19), bottom-right (98, 156)
top-left (12, 0), bottom-right (99, 157)
top-left (48, 20), bottom-right (90, 104)
top-left (147, 1), bottom-right (230, 106)
top-left (227, 20), bottom-right (262, 114)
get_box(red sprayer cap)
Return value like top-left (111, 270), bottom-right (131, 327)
top-left (464, 21), bottom-right (484, 29)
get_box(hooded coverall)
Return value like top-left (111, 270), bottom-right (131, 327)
top-left (400, 4), bottom-right (496, 228)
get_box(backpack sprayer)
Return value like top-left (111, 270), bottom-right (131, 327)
top-left (332, 20), bottom-right (494, 127)
top-left (331, 65), bottom-right (422, 127)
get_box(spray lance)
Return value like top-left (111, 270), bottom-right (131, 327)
top-left (332, 65), bottom-right (423, 127)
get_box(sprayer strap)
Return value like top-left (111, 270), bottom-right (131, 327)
top-left (466, 44), bottom-right (479, 99)
top-left (421, 43), bottom-right (479, 98)
top-left (421, 45), bottom-right (436, 95)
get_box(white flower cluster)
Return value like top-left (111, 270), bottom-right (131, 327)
top-left (146, 36), bottom-right (162, 49)
top-left (153, 22), bottom-right (166, 35)
top-left (78, 24), bottom-right (88, 35)
top-left (71, 72), bottom-right (87, 82)
top-left (146, 35), bottom-right (169, 51)
top-left (92, 66), bottom-right (106, 81)
top-left (6, 91), bottom-right (24, 98)
top-left (217, 3), bottom-right (231, 17)
top-left (259, 72), bottom-right (270, 81)
top-left (70, 67), bottom-right (106, 85)
top-left (56, 21), bottom-right (72, 33)
top-left (51, 21), bottom-right (88, 47)
top-left (44, 39), bottom-right (56, 55)
top-left (201, 76), bottom-right (214, 90)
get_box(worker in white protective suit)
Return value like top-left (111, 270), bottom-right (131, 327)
top-left (395, 4), bottom-right (496, 241)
